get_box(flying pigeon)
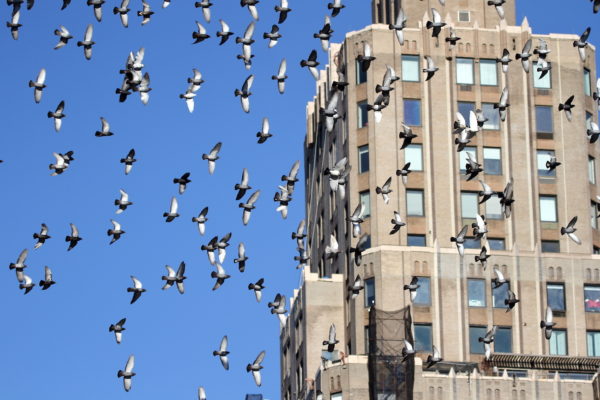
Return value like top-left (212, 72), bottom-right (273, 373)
top-left (396, 162), bottom-right (412, 185)
top-left (95, 117), bottom-right (114, 137)
top-left (545, 153), bottom-right (561, 172)
top-left (216, 19), bottom-right (233, 45)
top-left (210, 263), bottom-right (230, 290)
top-left (426, 346), bottom-right (443, 368)
top-left (65, 223), bottom-right (82, 251)
top-left (117, 355), bottom-right (136, 392)
top-left (573, 27), bottom-right (591, 61)
top-left (465, 152), bottom-right (482, 181)
top-left (491, 267), bottom-right (506, 289)
top-left (274, 0), bottom-right (291, 24)
top-left (472, 214), bottom-right (488, 240)
top-left (87, 0), bottom-right (104, 21)
top-left (234, 243), bottom-right (248, 272)
top-left (515, 39), bottom-right (532, 72)
top-left (390, 211), bottom-right (406, 235)
top-left (246, 351), bottom-right (266, 387)
top-left (450, 225), bottom-right (468, 257)
top-left (194, 1), bottom-right (212, 23)
top-left (561, 216), bottom-right (581, 244)
top-left (163, 197), bottom-right (179, 222)
top-left (257, 117), bottom-right (273, 143)
top-left (39, 266), bottom-right (56, 290)
top-left (300, 50), bottom-right (319, 80)
top-left (113, 0), bottom-right (130, 27)
top-left (49, 153), bottom-right (68, 176)
top-left (487, 0), bottom-right (506, 19)
top-left (7, 10), bottom-right (21, 40)
top-left (588, 122), bottom-right (600, 143)
top-left (33, 224), bottom-right (51, 249)
top-left (494, 87), bottom-right (510, 122)
top-left (475, 246), bottom-right (490, 270)
top-left (114, 189), bottom-right (132, 214)
top-left (323, 324), bottom-right (339, 352)
top-left (107, 220), bottom-right (125, 244)
top-left (327, 0), bottom-right (344, 17)
top-left (325, 234), bottom-right (340, 258)
top-left (446, 28), bottom-right (461, 49)
top-left (505, 289), bottom-right (520, 312)
top-left (162, 262), bottom-right (186, 294)
top-left (109, 318), bottom-right (126, 344)
top-left (399, 124), bottom-right (417, 149)
top-left (263, 24), bottom-right (282, 48)
top-left (357, 42), bottom-right (377, 72)
top-left (29, 68), bottom-right (46, 104)
top-left (540, 306), bottom-right (556, 340)
top-left (241, 0), bottom-right (259, 20)
top-left (403, 277), bottom-right (420, 302)
top-left (536, 58), bottom-right (551, 80)
top-left (234, 169), bottom-right (251, 201)
top-left (234, 75), bottom-right (254, 113)
top-left (173, 172), bottom-right (191, 194)
top-left (478, 326), bottom-right (497, 360)
top-left (347, 203), bottom-right (365, 238)
top-left (425, 8), bottom-right (446, 39)
top-left (213, 336), bottom-right (230, 370)
top-left (402, 339), bottom-right (415, 362)
top-left (422, 56), bottom-right (438, 81)
top-left (496, 48), bottom-right (512, 74)
top-left (120, 149), bottom-right (136, 175)
top-left (192, 21), bottom-right (210, 43)
top-left (127, 276), bottom-right (146, 304)
top-left (533, 38), bottom-right (551, 59)
top-left (239, 190), bottom-right (260, 225)
top-left (202, 142), bottom-right (222, 175)
top-left (558, 95), bottom-right (575, 122)
top-left (349, 234), bottom-right (369, 266)
top-left (47, 101), bottom-right (66, 132)
top-left (375, 176), bottom-right (392, 204)
top-left (192, 207), bottom-right (209, 235)
top-left (19, 274), bottom-right (34, 294)
top-left (388, 7), bottom-right (407, 45)
top-left (9, 249), bottom-right (28, 282)
top-left (497, 180), bottom-right (514, 218)
top-left (137, 0), bottom-right (153, 25)
top-left (348, 275), bottom-right (364, 299)
top-left (76, 24), bottom-right (95, 60)
top-left (53, 25), bottom-right (73, 49)
top-left (272, 58), bottom-right (288, 94)
top-left (248, 278), bottom-right (265, 302)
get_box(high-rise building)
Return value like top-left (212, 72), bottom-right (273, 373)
top-left (280, 0), bottom-right (600, 399)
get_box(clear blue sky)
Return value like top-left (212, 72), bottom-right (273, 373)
top-left (0, 1), bottom-right (597, 399)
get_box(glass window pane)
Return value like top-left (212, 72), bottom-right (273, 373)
top-left (495, 327), bottom-right (512, 353)
top-left (584, 69), bottom-right (592, 96)
top-left (591, 201), bottom-right (597, 229)
top-left (407, 234), bottom-right (426, 246)
top-left (540, 196), bottom-right (557, 222)
top-left (483, 147), bottom-right (502, 175)
top-left (458, 102), bottom-right (475, 123)
top-left (414, 324), bottom-right (432, 352)
top-left (480, 60), bottom-right (498, 86)
top-left (542, 240), bottom-right (560, 253)
top-left (469, 326), bottom-right (487, 354)
top-left (536, 106), bottom-right (553, 134)
top-left (584, 286), bottom-right (600, 312)
top-left (533, 61), bottom-right (551, 89)
top-left (537, 151), bottom-right (555, 177)
top-left (407, 190), bottom-right (424, 216)
top-left (357, 101), bottom-right (369, 128)
top-left (404, 99), bottom-right (421, 126)
top-left (486, 197), bottom-right (503, 220)
top-left (402, 55), bottom-right (420, 82)
top-left (331, 393), bottom-right (343, 400)
top-left (459, 147), bottom-right (477, 174)
top-left (360, 191), bottom-right (371, 218)
top-left (482, 103), bottom-right (500, 130)
top-left (589, 156), bottom-right (596, 184)
top-left (365, 278), bottom-right (375, 307)
top-left (488, 238), bottom-right (505, 250)
top-left (547, 283), bottom-right (565, 311)
top-left (587, 331), bottom-right (600, 356)
top-left (405, 144), bottom-right (423, 171)
top-left (457, 58), bottom-right (474, 85)
top-left (414, 277), bottom-right (431, 305)
top-left (492, 282), bottom-right (510, 308)
top-left (358, 145), bottom-right (369, 174)
top-left (468, 279), bottom-right (486, 307)
top-left (464, 237), bottom-right (481, 249)
top-left (356, 59), bottom-right (367, 84)
top-left (549, 330), bottom-right (567, 355)
top-left (461, 192), bottom-right (478, 219)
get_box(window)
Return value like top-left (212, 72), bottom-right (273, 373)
top-left (588, 331), bottom-right (600, 356)
top-left (589, 156), bottom-right (596, 184)
top-left (533, 61), bottom-right (551, 89)
top-left (584, 285), bottom-right (600, 312)
top-left (414, 277), bottom-right (431, 305)
top-left (480, 60), bottom-right (498, 86)
top-left (483, 147), bottom-right (502, 175)
top-left (360, 191), bottom-right (371, 218)
top-left (458, 10), bottom-right (470, 22)
top-left (461, 191), bottom-right (479, 219)
top-left (464, 237), bottom-right (481, 249)
top-left (459, 146), bottom-right (477, 174)
top-left (594, 246), bottom-right (600, 254)
top-left (541, 240), bottom-right (560, 253)
top-left (495, 327), bottom-right (512, 353)
top-left (357, 101), bottom-right (369, 128)
top-left (405, 144), bottom-right (423, 171)
top-left (584, 68), bottom-right (592, 96)
top-left (468, 279), bottom-right (486, 307)
top-left (535, 106), bottom-right (553, 138)
top-left (458, 102), bottom-right (475, 123)
top-left (537, 151), bottom-right (556, 177)
top-left (414, 324), bottom-right (432, 352)
top-left (492, 281), bottom-right (510, 308)
top-left (359, 235), bottom-right (371, 251)
top-left (488, 238), bottom-right (506, 250)
top-left (456, 58), bottom-right (474, 85)
top-left (587, 112), bottom-right (594, 130)
top-left (482, 103), bottom-right (500, 130)
top-left (547, 283), bottom-right (565, 312)
top-left (486, 196), bottom-right (503, 220)
top-left (356, 59), bottom-right (367, 84)
top-left (407, 234), bottom-right (426, 246)
top-left (549, 330), bottom-right (567, 355)
top-left (469, 326), bottom-right (487, 354)
top-left (358, 145), bottom-right (369, 174)
top-left (540, 195), bottom-right (557, 222)
top-left (365, 278), bottom-right (375, 307)
top-left (331, 392), bottom-right (343, 400)
top-left (406, 189), bottom-right (424, 216)
top-left (404, 99), bottom-right (421, 126)
top-left (402, 55), bottom-right (420, 82)
top-left (591, 201), bottom-right (598, 229)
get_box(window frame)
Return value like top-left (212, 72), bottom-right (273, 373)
top-left (359, 190), bottom-right (371, 218)
top-left (356, 58), bottom-right (367, 85)
top-left (401, 55), bottom-right (420, 83)
top-left (495, 327), bottom-right (512, 353)
top-left (413, 276), bottom-right (431, 306)
top-left (479, 59), bottom-right (498, 86)
top-left (364, 277), bottom-right (375, 307)
top-left (357, 101), bottom-right (369, 128)
top-left (549, 329), bottom-right (568, 355)
top-left (483, 147), bottom-right (502, 175)
top-left (539, 195), bottom-right (558, 223)
top-left (456, 58), bottom-right (475, 85)
top-left (413, 323), bottom-right (433, 353)
top-left (461, 191), bottom-right (479, 219)
top-left (587, 331), bottom-right (600, 357)
top-left (541, 240), bottom-right (560, 253)
top-left (535, 105), bottom-right (554, 138)
top-left (584, 68), bottom-right (592, 96)
top-left (584, 285), bottom-right (600, 313)
top-left (403, 98), bottom-right (422, 126)
top-left (407, 234), bottom-right (426, 246)
top-left (469, 325), bottom-right (487, 354)
top-left (468, 279), bottom-right (486, 308)
top-left (358, 145), bottom-right (369, 174)
top-left (405, 144), bottom-right (423, 171)
top-left (533, 61), bottom-right (552, 89)
top-left (546, 282), bottom-right (566, 312)
top-left (406, 189), bottom-right (425, 217)
top-left (488, 238), bottom-right (506, 250)
top-left (589, 156), bottom-right (596, 184)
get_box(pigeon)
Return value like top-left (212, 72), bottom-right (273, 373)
top-left (114, 189), bottom-right (132, 214)
top-left (281, 160), bottom-right (300, 194)
top-left (19, 274), bottom-right (34, 294)
top-left (263, 24), bottom-right (282, 48)
top-left (493, 87), bottom-right (510, 122)
top-left (113, 0), bottom-right (130, 27)
top-left (454, 125), bottom-right (476, 152)
top-left (491, 267), bottom-right (506, 289)
top-left (270, 294), bottom-right (287, 324)
top-left (375, 65), bottom-right (396, 96)
top-left (39, 266), bottom-right (56, 290)
top-left (194, 0), bottom-right (212, 23)
top-left (65, 223), bottom-right (82, 251)
top-left (107, 220), bottom-right (125, 244)
top-left (241, 0), bottom-right (259, 20)
top-left (247, 351), bottom-right (266, 387)
top-left (560, 216), bottom-right (581, 245)
top-left (201, 236), bottom-right (219, 265)
top-left (198, 387), bottom-right (207, 400)
top-left (592, 0), bottom-right (600, 13)
top-left (403, 277), bottom-right (420, 302)
top-left (465, 152), bottom-right (482, 181)
top-left (76, 24), bottom-right (95, 60)
top-left (47, 101), bottom-right (66, 132)
top-left (33, 224), bottom-right (51, 249)
top-left (109, 318), bottom-right (126, 344)
top-left (29, 68), bottom-right (46, 104)
top-left (536, 58), bottom-right (551, 80)
top-left (274, 0), bottom-right (291, 24)
top-left (487, 0), bottom-right (506, 19)
top-left (313, 19), bottom-right (332, 52)
top-left (367, 94), bottom-right (387, 123)
top-left (95, 117), bottom-right (114, 137)
top-left (274, 185), bottom-right (291, 219)
top-left (323, 324), bottom-right (339, 352)
top-left (192, 21), bottom-right (210, 44)
top-left (425, 8), bottom-right (446, 39)
top-left (233, 243), bottom-right (249, 272)
top-left (593, 78), bottom-right (600, 110)
top-left (496, 48), bottom-right (512, 74)
top-left (475, 246), bottom-right (490, 270)
top-left (173, 172), bottom-right (191, 195)
top-left (117, 355), bottom-right (135, 392)
top-left (348, 275), bottom-right (364, 299)
top-left (390, 211), bottom-right (406, 235)
top-left (588, 122), bottom-right (600, 144)
top-left (325, 157), bottom-right (349, 195)
top-left (294, 249), bottom-right (310, 269)
top-left (116, 79), bottom-right (133, 103)
top-left (292, 219), bottom-right (306, 244)
top-left (478, 326), bottom-right (497, 360)
top-left (545, 153), bottom-right (561, 172)
top-left (497, 180), bottom-right (514, 218)
top-left (388, 7), bottom-right (407, 45)
top-left (120, 149), bottom-right (136, 175)
top-left (272, 58), bottom-right (288, 94)
top-left (234, 75), bottom-right (254, 113)
top-left (558, 95), bottom-right (575, 122)
top-left (186, 70), bottom-right (203, 95)
top-left (127, 276), bottom-right (146, 304)
top-left (300, 49), bottom-right (319, 80)
top-left (202, 142), bottom-right (222, 175)
top-left (505, 289), bottom-right (519, 312)
top-left (375, 177), bottom-right (393, 204)
top-left (422, 56), bottom-right (438, 81)
top-left (401, 339), bottom-right (415, 362)
top-left (236, 20), bottom-right (256, 47)
top-left (213, 336), bottom-right (230, 370)
top-left (426, 346), bottom-right (443, 368)
top-left (237, 46), bottom-right (255, 70)
top-left (162, 262), bottom-right (186, 294)
top-left (48, 152), bottom-right (69, 176)
top-left (179, 83), bottom-right (197, 113)
top-left (234, 168), bottom-right (252, 201)
top-left (472, 214), bottom-right (488, 240)
top-left (61, 0), bottom-right (71, 9)
top-left (216, 19), bottom-right (233, 44)
top-left (323, 90), bottom-right (340, 133)
top-left (239, 190), bottom-right (260, 225)
top-left (257, 117), bottom-right (273, 143)
top-left (137, 0), bottom-right (153, 25)
top-left (399, 124), bottom-right (417, 149)
top-left (7, 9), bottom-right (21, 40)
top-left (325, 234), bottom-right (340, 258)
top-left (210, 263), bottom-right (231, 290)
top-left (515, 39), bottom-right (532, 73)
top-left (450, 225), bottom-right (468, 257)
top-left (327, 0), bottom-right (344, 17)
top-left (191, 207), bottom-right (209, 236)
top-left (357, 42), bottom-right (376, 72)
top-left (445, 28), bottom-right (461, 49)
top-left (248, 278), bottom-right (265, 302)
top-left (573, 27), bottom-right (591, 61)
top-left (347, 203), bottom-right (365, 238)
top-left (87, 0), bottom-right (104, 21)
top-left (533, 38), bottom-right (551, 59)
top-left (163, 197), bottom-right (179, 222)
top-left (540, 306), bottom-right (556, 340)
top-left (53, 26), bottom-right (73, 49)
top-left (396, 162), bottom-right (412, 185)
top-left (9, 249), bottom-right (28, 282)
top-left (349, 234), bottom-right (369, 266)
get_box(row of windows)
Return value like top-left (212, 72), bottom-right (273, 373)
top-left (357, 99), bottom-right (421, 128)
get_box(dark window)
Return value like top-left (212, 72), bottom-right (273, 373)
top-left (488, 238), bottom-right (505, 250)
top-left (547, 283), bottom-right (565, 312)
top-left (536, 106), bottom-right (553, 138)
top-left (482, 102), bottom-right (500, 130)
top-left (541, 240), bottom-right (560, 253)
top-left (365, 278), bottom-right (375, 307)
top-left (358, 145), bottom-right (369, 174)
top-left (469, 326), bottom-right (487, 354)
top-left (404, 99), bottom-right (421, 126)
top-left (407, 234), bottom-right (426, 246)
top-left (492, 281), bottom-right (510, 308)
top-left (483, 147), bottom-right (502, 175)
top-left (464, 237), bottom-right (481, 249)
top-left (357, 101), bottom-right (369, 128)
top-left (356, 59), bottom-right (367, 84)
top-left (584, 285), bottom-right (600, 312)
top-left (414, 277), bottom-right (431, 305)
top-left (495, 327), bottom-right (512, 353)
top-left (468, 279), bottom-right (486, 307)
top-left (414, 324), bottom-right (432, 352)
